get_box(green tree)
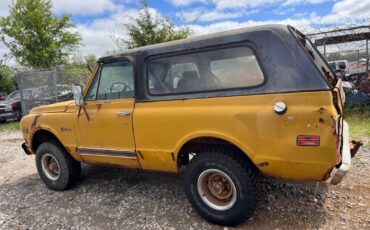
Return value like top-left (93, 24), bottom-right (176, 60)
top-left (115, 1), bottom-right (192, 49)
top-left (0, 0), bottom-right (81, 68)
top-left (57, 54), bottom-right (97, 88)
top-left (85, 54), bottom-right (97, 70)
top-left (0, 61), bottom-right (16, 93)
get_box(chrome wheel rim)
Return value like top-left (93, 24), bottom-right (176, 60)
top-left (197, 169), bottom-right (237, 211)
top-left (41, 153), bottom-right (60, 180)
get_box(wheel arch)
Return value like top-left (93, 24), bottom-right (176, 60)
top-left (32, 126), bottom-right (82, 158)
top-left (31, 129), bottom-right (63, 153)
top-left (176, 133), bottom-right (258, 171)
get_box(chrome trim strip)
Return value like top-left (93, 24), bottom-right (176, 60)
top-left (77, 147), bottom-right (137, 158)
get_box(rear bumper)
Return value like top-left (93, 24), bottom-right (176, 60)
top-left (330, 121), bottom-right (361, 185)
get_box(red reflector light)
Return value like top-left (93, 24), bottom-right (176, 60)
top-left (297, 135), bottom-right (320, 146)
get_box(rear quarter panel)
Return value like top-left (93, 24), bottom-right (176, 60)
top-left (133, 91), bottom-right (338, 181)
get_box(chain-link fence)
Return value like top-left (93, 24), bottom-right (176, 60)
top-left (324, 49), bottom-right (369, 74)
top-left (16, 65), bottom-right (91, 115)
top-left (306, 24), bottom-right (370, 75)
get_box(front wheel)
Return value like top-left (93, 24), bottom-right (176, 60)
top-left (184, 148), bottom-right (260, 226)
top-left (36, 140), bottom-right (81, 191)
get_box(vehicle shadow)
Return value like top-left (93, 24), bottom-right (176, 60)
top-left (0, 165), bottom-right (329, 229)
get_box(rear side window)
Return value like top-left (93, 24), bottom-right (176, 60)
top-left (147, 46), bottom-right (264, 95)
top-left (164, 62), bottom-right (199, 90)
top-left (210, 48), bottom-right (263, 89)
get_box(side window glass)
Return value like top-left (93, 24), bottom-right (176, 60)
top-left (148, 62), bottom-right (164, 92)
top-left (96, 61), bottom-right (134, 100)
top-left (164, 63), bottom-right (199, 92)
top-left (147, 46), bottom-right (264, 95)
top-left (148, 58), bottom-right (200, 94)
top-left (209, 47), bottom-right (264, 88)
top-left (85, 72), bottom-right (99, 100)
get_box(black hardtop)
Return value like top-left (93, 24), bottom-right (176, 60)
top-left (96, 24), bottom-right (331, 102)
top-left (98, 24), bottom-right (290, 62)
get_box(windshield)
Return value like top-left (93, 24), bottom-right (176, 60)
top-left (289, 26), bottom-right (337, 87)
top-left (6, 91), bottom-right (20, 100)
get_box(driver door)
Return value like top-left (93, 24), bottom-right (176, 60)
top-left (75, 60), bottom-right (139, 168)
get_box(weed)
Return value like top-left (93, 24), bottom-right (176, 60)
top-left (0, 121), bottom-right (20, 132)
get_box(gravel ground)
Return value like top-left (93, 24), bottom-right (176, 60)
top-left (0, 130), bottom-right (369, 230)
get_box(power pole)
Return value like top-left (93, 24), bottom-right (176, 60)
top-left (357, 49), bottom-right (360, 64)
top-left (366, 39), bottom-right (369, 71)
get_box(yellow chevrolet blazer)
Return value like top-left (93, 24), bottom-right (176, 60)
top-left (20, 25), bottom-right (361, 226)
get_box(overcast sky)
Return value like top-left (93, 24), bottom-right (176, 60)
top-left (0, 0), bottom-right (369, 65)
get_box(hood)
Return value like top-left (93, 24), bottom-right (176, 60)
top-left (30, 100), bottom-right (76, 114)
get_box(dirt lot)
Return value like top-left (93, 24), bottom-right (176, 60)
top-left (0, 130), bottom-right (369, 230)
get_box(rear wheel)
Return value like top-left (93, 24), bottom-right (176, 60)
top-left (184, 147), bottom-right (260, 226)
top-left (36, 140), bottom-right (81, 191)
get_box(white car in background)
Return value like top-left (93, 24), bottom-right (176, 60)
top-left (328, 60), bottom-right (350, 74)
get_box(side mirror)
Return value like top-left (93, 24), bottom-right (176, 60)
top-left (72, 84), bottom-right (85, 107)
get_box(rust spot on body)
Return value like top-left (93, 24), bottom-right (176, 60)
top-left (171, 152), bottom-right (175, 161)
top-left (96, 104), bottom-right (102, 111)
top-left (31, 114), bottom-right (41, 130)
top-left (82, 106), bottom-right (90, 121)
top-left (137, 151), bottom-right (144, 159)
top-left (317, 107), bottom-right (325, 114)
top-left (319, 118), bottom-right (325, 124)
top-left (256, 162), bottom-right (269, 167)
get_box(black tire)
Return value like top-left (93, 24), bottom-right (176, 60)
top-left (184, 147), bottom-right (260, 226)
top-left (36, 140), bottom-right (81, 191)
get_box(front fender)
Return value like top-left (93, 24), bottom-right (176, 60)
top-left (20, 112), bottom-right (81, 161)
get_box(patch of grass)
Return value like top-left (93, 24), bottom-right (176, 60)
top-left (0, 121), bottom-right (20, 132)
top-left (354, 156), bottom-right (366, 167)
top-left (344, 106), bottom-right (370, 147)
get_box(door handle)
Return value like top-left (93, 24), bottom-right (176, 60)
top-left (117, 111), bottom-right (131, 116)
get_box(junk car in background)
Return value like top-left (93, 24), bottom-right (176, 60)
top-left (0, 92), bottom-right (6, 101)
top-left (343, 71), bottom-right (370, 108)
top-left (0, 90), bottom-right (23, 122)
